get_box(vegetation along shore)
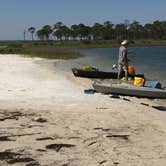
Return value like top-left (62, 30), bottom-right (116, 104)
top-left (1, 20), bottom-right (166, 59)
top-left (0, 40), bottom-right (166, 60)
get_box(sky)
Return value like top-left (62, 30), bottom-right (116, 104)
top-left (0, 0), bottom-right (165, 40)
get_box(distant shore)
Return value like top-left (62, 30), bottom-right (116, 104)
top-left (0, 40), bottom-right (166, 60)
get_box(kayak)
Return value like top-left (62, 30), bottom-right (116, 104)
top-left (72, 68), bottom-right (144, 79)
top-left (93, 82), bottom-right (166, 98)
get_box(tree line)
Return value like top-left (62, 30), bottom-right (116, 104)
top-left (27, 20), bottom-right (166, 41)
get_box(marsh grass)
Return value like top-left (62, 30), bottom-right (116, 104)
top-left (0, 40), bottom-right (166, 59)
top-left (0, 42), bottom-right (80, 59)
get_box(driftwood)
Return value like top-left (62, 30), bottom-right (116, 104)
top-left (32, 117), bottom-right (47, 123)
top-left (26, 161), bottom-right (40, 166)
top-left (0, 151), bottom-right (20, 160)
top-left (0, 136), bottom-right (15, 141)
top-left (0, 111), bottom-right (35, 121)
top-left (36, 137), bottom-right (55, 141)
top-left (11, 132), bottom-right (42, 137)
top-left (36, 149), bottom-right (46, 152)
top-left (0, 150), bottom-right (36, 164)
top-left (99, 160), bottom-right (107, 165)
top-left (0, 132), bottom-right (16, 141)
top-left (0, 132), bottom-right (41, 141)
top-left (46, 143), bottom-right (76, 152)
top-left (106, 134), bottom-right (129, 140)
top-left (8, 157), bottom-right (35, 164)
top-left (36, 134), bottom-right (62, 141)
top-left (114, 161), bottom-right (120, 165)
top-left (88, 141), bottom-right (97, 146)
top-left (46, 158), bottom-right (80, 166)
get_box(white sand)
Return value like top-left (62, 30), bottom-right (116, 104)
top-left (0, 54), bottom-right (166, 166)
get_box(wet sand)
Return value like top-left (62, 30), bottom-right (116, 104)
top-left (0, 54), bottom-right (166, 166)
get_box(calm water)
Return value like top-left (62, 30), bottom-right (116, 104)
top-left (56, 45), bottom-right (166, 86)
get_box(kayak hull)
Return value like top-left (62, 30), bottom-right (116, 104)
top-left (93, 82), bottom-right (166, 98)
top-left (72, 68), bottom-right (144, 79)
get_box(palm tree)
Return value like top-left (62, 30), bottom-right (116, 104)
top-left (152, 20), bottom-right (163, 39)
top-left (41, 25), bottom-right (53, 40)
top-left (128, 21), bottom-right (143, 39)
top-left (76, 24), bottom-right (91, 40)
top-left (103, 21), bottom-right (114, 40)
top-left (53, 21), bottom-right (64, 30)
top-left (161, 21), bottom-right (166, 39)
top-left (23, 29), bottom-right (26, 41)
top-left (91, 23), bottom-right (104, 40)
top-left (53, 29), bottom-right (62, 41)
top-left (28, 27), bottom-right (36, 41)
top-left (70, 24), bottom-right (79, 40)
top-left (53, 22), bottom-right (64, 40)
top-left (61, 25), bottom-right (71, 40)
top-left (144, 23), bottom-right (153, 39)
top-left (36, 29), bottom-right (45, 40)
top-left (114, 23), bottom-right (126, 40)
top-left (53, 24), bottom-right (71, 41)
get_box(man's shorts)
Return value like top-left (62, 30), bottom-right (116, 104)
top-left (118, 64), bottom-right (128, 72)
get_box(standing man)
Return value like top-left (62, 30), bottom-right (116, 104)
top-left (117, 40), bottom-right (129, 80)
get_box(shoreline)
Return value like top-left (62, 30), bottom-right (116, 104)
top-left (0, 54), bottom-right (166, 166)
top-left (1, 40), bottom-right (166, 58)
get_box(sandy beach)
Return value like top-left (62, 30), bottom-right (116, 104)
top-left (0, 54), bottom-right (166, 166)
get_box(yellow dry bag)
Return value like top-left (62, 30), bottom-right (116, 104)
top-left (83, 65), bottom-right (92, 71)
top-left (134, 77), bottom-right (145, 86)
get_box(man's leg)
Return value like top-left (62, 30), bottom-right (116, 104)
top-left (124, 65), bottom-right (128, 81)
top-left (117, 64), bottom-right (122, 79)
top-left (125, 70), bottom-right (128, 81)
